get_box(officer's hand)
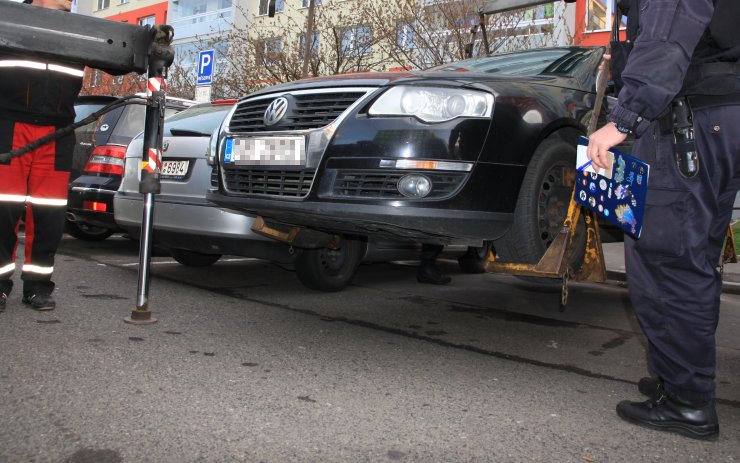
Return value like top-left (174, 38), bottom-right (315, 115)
top-left (588, 122), bottom-right (627, 170)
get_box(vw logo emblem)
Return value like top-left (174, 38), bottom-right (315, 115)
top-left (264, 97), bottom-right (289, 126)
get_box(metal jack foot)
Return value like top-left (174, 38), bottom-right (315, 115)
top-left (124, 307), bottom-right (158, 325)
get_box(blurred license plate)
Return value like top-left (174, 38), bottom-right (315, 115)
top-left (225, 137), bottom-right (306, 167)
top-left (160, 160), bottom-right (189, 178)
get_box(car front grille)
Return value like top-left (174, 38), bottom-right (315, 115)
top-left (210, 166), bottom-right (219, 187)
top-left (329, 170), bottom-right (467, 199)
top-left (223, 168), bottom-right (316, 197)
top-left (229, 91), bottom-right (368, 132)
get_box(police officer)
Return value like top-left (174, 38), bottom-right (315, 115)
top-left (588, 0), bottom-right (740, 441)
top-left (0, 0), bottom-right (84, 311)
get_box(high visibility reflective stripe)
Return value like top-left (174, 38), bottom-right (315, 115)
top-left (0, 263), bottom-right (15, 276)
top-left (27, 196), bottom-right (67, 206)
top-left (48, 64), bottom-right (85, 78)
top-left (0, 60), bottom-right (45, 70)
top-left (22, 264), bottom-right (54, 275)
top-left (0, 194), bottom-right (27, 203)
top-left (0, 195), bottom-right (67, 206)
top-left (0, 60), bottom-right (84, 77)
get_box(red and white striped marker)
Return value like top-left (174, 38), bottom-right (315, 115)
top-left (142, 147), bottom-right (161, 173)
top-left (147, 77), bottom-right (166, 96)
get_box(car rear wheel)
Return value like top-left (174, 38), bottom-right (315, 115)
top-left (295, 236), bottom-right (364, 292)
top-left (494, 137), bottom-right (586, 274)
top-left (65, 220), bottom-right (115, 241)
top-left (457, 242), bottom-right (492, 274)
top-left (169, 248), bottom-right (222, 267)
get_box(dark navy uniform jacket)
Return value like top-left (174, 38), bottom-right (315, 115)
top-left (608, 0), bottom-right (738, 136)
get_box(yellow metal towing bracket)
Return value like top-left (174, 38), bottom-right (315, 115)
top-left (488, 191), bottom-right (607, 310)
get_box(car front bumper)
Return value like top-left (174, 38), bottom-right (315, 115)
top-left (206, 190), bottom-right (511, 247)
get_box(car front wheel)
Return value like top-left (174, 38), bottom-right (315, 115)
top-left (295, 236), bottom-right (365, 292)
top-left (495, 136), bottom-right (586, 272)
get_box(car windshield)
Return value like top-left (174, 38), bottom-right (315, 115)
top-left (163, 104), bottom-right (233, 137)
top-left (427, 48), bottom-right (597, 77)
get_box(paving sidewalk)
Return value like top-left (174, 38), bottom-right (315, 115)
top-left (601, 242), bottom-right (740, 294)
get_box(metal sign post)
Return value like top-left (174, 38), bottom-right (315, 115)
top-left (125, 25), bottom-right (176, 325)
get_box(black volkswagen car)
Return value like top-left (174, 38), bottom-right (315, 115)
top-left (207, 47), bottom-right (610, 289)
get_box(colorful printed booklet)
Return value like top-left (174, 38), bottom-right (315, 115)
top-left (574, 136), bottom-right (649, 238)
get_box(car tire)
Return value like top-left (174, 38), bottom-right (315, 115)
top-left (295, 236), bottom-right (365, 292)
top-left (457, 242), bottom-right (492, 274)
top-left (65, 220), bottom-right (115, 241)
top-left (494, 137), bottom-right (586, 276)
top-left (169, 248), bottom-right (222, 267)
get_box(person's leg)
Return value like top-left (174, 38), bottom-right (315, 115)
top-left (20, 125), bottom-right (73, 310)
top-left (417, 243), bottom-right (450, 285)
top-left (619, 105), bottom-right (740, 439)
top-left (0, 119), bottom-right (31, 304)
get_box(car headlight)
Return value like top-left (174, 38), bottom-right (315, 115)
top-left (207, 126), bottom-right (219, 165)
top-left (368, 86), bottom-right (494, 123)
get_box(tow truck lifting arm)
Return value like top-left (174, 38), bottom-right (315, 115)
top-left (0, 0), bottom-right (154, 73)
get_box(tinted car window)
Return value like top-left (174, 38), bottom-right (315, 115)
top-left (74, 103), bottom-right (108, 123)
top-left (93, 106), bottom-right (126, 147)
top-left (428, 48), bottom-right (598, 77)
top-left (95, 104), bottom-right (182, 146)
top-left (163, 104), bottom-right (232, 136)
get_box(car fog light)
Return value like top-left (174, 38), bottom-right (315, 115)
top-left (398, 174), bottom-right (432, 198)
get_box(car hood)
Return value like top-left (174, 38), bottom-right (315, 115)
top-left (242, 70), bottom-right (589, 99)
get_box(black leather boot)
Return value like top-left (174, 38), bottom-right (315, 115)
top-left (417, 264), bottom-right (451, 285)
top-left (616, 393), bottom-right (719, 441)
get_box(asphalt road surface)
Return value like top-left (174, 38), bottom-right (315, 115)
top-left (0, 234), bottom-right (738, 462)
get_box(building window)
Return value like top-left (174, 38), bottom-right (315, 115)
top-left (258, 0), bottom-right (284, 15)
top-left (523, 4), bottom-right (553, 21)
top-left (586, 0), bottom-right (625, 32)
top-left (255, 37), bottom-right (283, 65)
top-left (96, 0), bottom-right (109, 10)
top-left (90, 69), bottom-right (102, 87)
top-left (340, 25), bottom-right (372, 57)
top-left (299, 32), bottom-right (320, 60)
top-left (139, 15), bottom-right (156, 27)
top-left (301, 0), bottom-right (321, 7)
top-left (396, 23), bottom-right (415, 51)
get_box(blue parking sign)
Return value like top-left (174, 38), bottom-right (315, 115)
top-left (197, 50), bottom-right (215, 86)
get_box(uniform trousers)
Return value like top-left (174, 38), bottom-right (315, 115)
top-left (624, 103), bottom-right (740, 403)
top-left (0, 118), bottom-right (74, 297)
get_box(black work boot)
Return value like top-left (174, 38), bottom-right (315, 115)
top-left (22, 293), bottom-right (56, 311)
top-left (417, 264), bottom-right (451, 285)
top-left (0, 292), bottom-right (7, 312)
top-left (616, 393), bottom-right (719, 441)
top-left (638, 377), bottom-right (663, 398)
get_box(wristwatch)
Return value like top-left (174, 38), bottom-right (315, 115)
top-left (613, 122), bottom-right (632, 135)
